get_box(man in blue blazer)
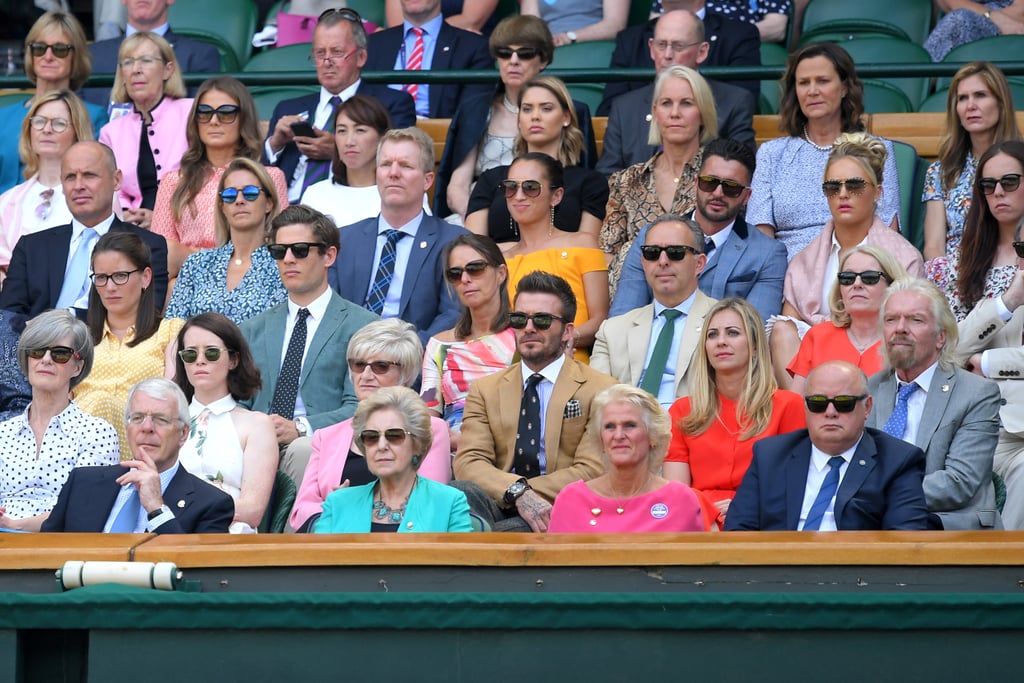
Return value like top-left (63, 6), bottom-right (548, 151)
top-left (42, 379), bottom-right (234, 533)
top-left (364, 0), bottom-right (492, 119)
top-left (330, 127), bottom-right (466, 346)
top-left (263, 9), bottom-right (416, 203)
top-left (609, 138), bottom-right (786, 322)
top-left (725, 361), bottom-right (932, 531)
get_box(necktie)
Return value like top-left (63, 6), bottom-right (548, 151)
top-left (55, 227), bottom-right (98, 309)
top-left (300, 95), bottom-right (342, 194)
top-left (639, 309), bottom-right (683, 396)
top-left (270, 308), bottom-right (310, 420)
top-left (365, 229), bottom-right (405, 315)
top-left (513, 373), bottom-right (544, 477)
top-left (704, 236), bottom-right (716, 258)
top-left (109, 489), bottom-right (141, 533)
top-left (405, 27), bottom-right (424, 102)
top-left (883, 382), bottom-right (920, 440)
top-left (803, 456), bottom-right (845, 531)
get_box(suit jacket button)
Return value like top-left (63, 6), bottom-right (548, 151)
top-left (1002, 399), bottom-right (1008, 406)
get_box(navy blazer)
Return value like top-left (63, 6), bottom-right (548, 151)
top-left (365, 20), bottom-right (493, 119)
top-left (724, 428), bottom-right (931, 531)
top-left (264, 86), bottom-right (417, 187)
top-left (41, 463), bottom-right (234, 533)
top-left (329, 214), bottom-right (467, 345)
top-left (0, 218), bottom-right (169, 322)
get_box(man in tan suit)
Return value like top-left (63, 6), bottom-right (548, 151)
top-left (454, 272), bottom-right (618, 532)
top-left (591, 214), bottom-right (717, 407)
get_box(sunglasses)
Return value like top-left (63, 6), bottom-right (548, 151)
top-left (508, 312), bottom-right (567, 330)
top-left (979, 173), bottom-right (1022, 195)
top-left (359, 428), bottom-right (410, 447)
top-left (29, 42), bottom-right (73, 58)
top-left (804, 394), bottom-right (867, 414)
top-left (27, 346), bottom-right (80, 364)
top-left (29, 115), bottom-right (69, 133)
top-left (697, 175), bottom-right (747, 198)
top-left (640, 244), bottom-right (700, 261)
top-left (837, 270), bottom-right (891, 286)
top-left (267, 242), bottom-right (327, 260)
top-left (179, 347), bottom-right (225, 364)
top-left (494, 46), bottom-right (539, 60)
top-left (220, 185), bottom-right (263, 203)
top-left (822, 177), bottom-right (871, 197)
top-left (91, 269), bottom-right (139, 286)
top-left (348, 359), bottom-right (401, 375)
top-left (444, 259), bottom-right (490, 283)
top-left (195, 104), bottom-right (240, 124)
top-left (1013, 241), bottom-right (1024, 259)
top-left (500, 179), bottom-right (544, 198)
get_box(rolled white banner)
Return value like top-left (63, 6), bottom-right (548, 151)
top-left (58, 561), bottom-right (179, 591)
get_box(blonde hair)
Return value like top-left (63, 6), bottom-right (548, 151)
top-left (588, 384), bottom-right (672, 471)
top-left (513, 76), bottom-right (584, 167)
top-left (881, 278), bottom-right (961, 372)
top-left (825, 131), bottom-right (888, 186)
top-left (213, 157), bottom-right (280, 247)
top-left (828, 245), bottom-right (909, 327)
top-left (110, 32), bottom-right (186, 104)
top-left (19, 89), bottom-right (93, 179)
top-left (648, 65), bottom-right (717, 147)
top-left (24, 11), bottom-right (92, 90)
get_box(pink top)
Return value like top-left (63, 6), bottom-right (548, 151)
top-left (548, 479), bottom-right (704, 533)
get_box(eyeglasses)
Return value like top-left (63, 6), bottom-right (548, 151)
top-left (220, 185), bottom-right (263, 203)
top-left (444, 259), bottom-right (490, 282)
top-left (29, 42), bottom-right (73, 58)
top-left (348, 359), bottom-right (401, 375)
top-left (267, 242), bottom-right (327, 260)
top-left (822, 177), bottom-right (871, 197)
top-left (639, 244), bottom-right (700, 261)
top-left (500, 179), bottom-right (544, 198)
top-left (91, 269), bottom-right (140, 286)
top-left (494, 46), bottom-right (540, 60)
top-left (508, 312), bottom-right (567, 330)
top-left (804, 394), bottom-right (868, 414)
top-left (979, 173), bottom-right (1022, 195)
top-left (179, 347), bottom-right (225, 364)
top-left (697, 175), bottom-right (748, 198)
top-left (837, 270), bottom-right (891, 286)
top-left (359, 428), bottom-right (411, 447)
top-left (27, 346), bottom-right (80, 364)
top-left (650, 39), bottom-right (703, 54)
top-left (195, 104), bottom-right (240, 124)
top-left (310, 48), bottom-right (360, 64)
top-left (118, 56), bottom-right (165, 70)
top-left (29, 115), bottom-right (70, 133)
top-left (1013, 241), bottom-right (1024, 258)
top-left (127, 412), bottom-right (179, 428)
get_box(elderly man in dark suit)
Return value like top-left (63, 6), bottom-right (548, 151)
top-left (0, 141), bottom-right (168, 323)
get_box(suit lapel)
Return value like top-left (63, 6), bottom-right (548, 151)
top-left (916, 367), bottom-right (955, 451)
top-left (872, 374), bottom-right (898, 428)
top-left (163, 467), bottom-right (196, 516)
top-left (498, 369), bottom-right (523, 469)
top-left (545, 360), bottom-right (583, 470)
top-left (627, 305), bottom-right (655, 384)
top-left (786, 441), bottom-right (812, 530)
top-left (261, 305), bottom-right (289, 399)
top-left (834, 435), bottom-right (879, 525)
top-left (427, 24), bottom-right (454, 115)
top-left (49, 225), bottom-right (74, 303)
top-left (300, 293), bottom-right (342, 386)
top-left (398, 215), bottom-right (437, 317)
top-left (348, 220), bottom-right (379, 304)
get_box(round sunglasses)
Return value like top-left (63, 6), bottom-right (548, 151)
top-left (804, 394), bottom-right (867, 414)
top-left (27, 346), bottom-right (80, 364)
top-left (179, 347), bottom-right (226, 364)
top-left (29, 116), bottom-right (69, 133)
top-left (220, 185), bottom-right (263, 204)
top-left (500, 179), bottom-right (544, 198)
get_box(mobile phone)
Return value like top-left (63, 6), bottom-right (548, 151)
top-left (290, 120), bottom-right (317, 137)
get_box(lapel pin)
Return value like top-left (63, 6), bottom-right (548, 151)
top-left (645, 114), bottom-right (653, 122)
top-left (176, 499), bottom-right (186, 508)
top-left (942, 384), bottom-right (950, 392)
top-left (442, 46), bottom-right (450, 52)
top-left (859, 460), bottom-right (866, 466)
top-left (420, 241), bottom-right (427, 249)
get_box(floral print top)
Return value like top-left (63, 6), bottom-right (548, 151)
top-left (922, 153), bottom-right (976, 258)
top-left (927, 250), bottom-right (1017, 321)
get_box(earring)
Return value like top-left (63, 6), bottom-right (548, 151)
top-left (510, 215), bottom-right (519, 240)
top-left (550, 205), bottom-right (556, 226)
top-left (411, 455), bottom-right (421, 467)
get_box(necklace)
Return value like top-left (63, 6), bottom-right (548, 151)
top-left (502, 94), bottom-right (519, 114)
top-left (372, 480), bottom-right (416, 524)
top-left (231, 250), bottom-right (250, 267)
top-left (803, 125), bottom-right (834, 153)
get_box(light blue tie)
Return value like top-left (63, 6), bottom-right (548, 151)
top-left (56, 227), bottom-right (98, 309)
top-left (803, 456), bottom-right (844, 531)
top-left (109, 489), bottom-right (141, 533)
top-left (883, 382), bottom-right (919, 440)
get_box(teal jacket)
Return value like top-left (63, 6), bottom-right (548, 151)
top-left (314, 476), bottom-right (472, 533)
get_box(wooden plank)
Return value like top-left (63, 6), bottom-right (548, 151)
top-left (0, 534), bottom-right (150, 569)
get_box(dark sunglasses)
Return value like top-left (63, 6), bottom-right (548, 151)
top-left (1013, 241), bottom-right (1024, 259)
top-left (27, 346), bottom-right (80, 364)
top-left (445, 259), bottom-right (490, 282)
top-left (697, 175), bottom-right (747, 198)
top-left (29, 42), bottom-right (73, 58)
top-left (90, 269), bottom-right (139, 286)
top-left (179, 347), bottom-right (225, 364)
top-left (979, 173), bottom-right (1022, 195)
top-left (804, 394), bottom-right (867, 414)
top-left (640, 244), bottom-right (700, 261)
top-left (508, 312), bottom-right (567, 330)
top-left (267, 242), bottom-right (327, 260)
top-left (822, 177), bottom-right (870, 197)
top-left (500, 179), bottom-right (544, 198)
top-left (220, 185), bottom-right (263, 203)
top-left (837, 270), bottom-right (891, 286)
top-left (359, 428), bottom-right (410, 447)
top-left (348, 359), bottom-right (401, 375)
top-left (195, 104), bottom-right (240, 124)
top-left (494, 46), bottom-right (539, 60)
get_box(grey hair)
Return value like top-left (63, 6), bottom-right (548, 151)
top-left (18, 309), bottom-right (94, 389)
top-left (588, 384), bottom-right (672, 471)
top-left (125, 378), bottom-right (190, 426)
top-left (346, 318), bottom-right (423, 387)
top-left (646, 213), bottom-right (705, 254)
top-left (351, 386), bottom-right (433, 466)
top-left (880, 278), bottom-right (960, 371)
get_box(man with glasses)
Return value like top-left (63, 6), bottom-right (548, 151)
top-left (241, 205), bottom-right (379, 487)
top-left (42, 378), bottom-right (234, 533)
top-left (609, 138), bottom-right (787, 322)
top-left (592, 214), bottom-right (715, 408)
top-left (454, 272), bottom-right (617, 532)
top-left (725, 360), bottom-right (931, 531)
top-left (1, 141), bottom-right (168, 323)
top-left (264, 8), bottom-right (416, 204)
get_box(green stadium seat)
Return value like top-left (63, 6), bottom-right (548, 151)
top-left (243, 43), bottom-right (313, 72)
top-left (553, 42), bottom-right (616, 117)
top-left (800, 0), bottom-right (934, 45)
top-left (862, 79), bottom-right (914, 114)
top-left (758, 42), bottom-right (788, 115)
top-left (822, 36), bottom-right (932, 109)
top-left (938, 35), bottom-right (1024, 89)
top-left (917, 90), bottom-right (948, 113)
top-left (249, 85), bottom-right (319, 120)
top-left (890, 140), bottom-right (922, 247)
top-left (168, 0), bottom-right (257, 71)
top-left (347, 0), bottom-right (387, 28)
top-left (567, 83), bottom-right (604, 115)
top-left (258, 470), bottom-right (297, 534)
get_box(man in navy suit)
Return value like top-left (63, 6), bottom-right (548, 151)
top-left (609, 138), bottom-right (786, 322)
top-left (364, 0), bottom-right (492, 119)
top-left (331, 127), bottom-right (466, 346)
top-left (725, 361), bottom-right (931, 531)
top-left (0, 141), bottom-right (168, 324)
top-left (42, 379), bottom-right (234, 533)
top-left (264, 8), bottom-right (417, 204)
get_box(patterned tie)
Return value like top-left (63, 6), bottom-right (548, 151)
top-left (883, 382), bottom-right (919, 440)
top-left (270, 308), bottom-right (310, 420)
top-left (109, 489), bottom-right (141, 533)
top-left (404, 27), bottom-right (424, 102)
top-left (300, 95), bottom-right (342, 194)
top-left (56, 227), bottom-right (98, 309)
top-left (639, 309), bottom-right (683, 397)
top-left (803, 456), bottom-right (845, 531)
top-left (365, 229), bottom-right (405, 315)
top-left (513, 373), bottom-right (544, 477)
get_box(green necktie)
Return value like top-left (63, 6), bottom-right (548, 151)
top-left (639, 309), bottom-right (683, 397)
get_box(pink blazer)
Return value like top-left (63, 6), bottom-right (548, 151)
top-left (289, 416), bottom-right (453, 530)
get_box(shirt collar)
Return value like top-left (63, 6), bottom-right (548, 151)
top-left (127, 22), bottom-right (169, 37)
top-left (404, 13), bottom-right (444, 35)
top-left (653, 287), bottom-right (697, 316)
top-left (810, 435), bottom-right (863, 471)
top-left (320, 80), bottom-right (361, 104)
top-left (287, 286), bottom-right (333, 321)
top-left (521, 353), bottom-right (567, 388)
top-left (896, 362), bottom-right (938, 393)
top-left (377, 211), bottom-right (424, 236)
top-left (71, 213), bottom-right (116, 240)
top-left (189, 394), bottom-right (237, 417)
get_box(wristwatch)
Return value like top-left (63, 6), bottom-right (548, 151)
top-left (147, 504), bottom-right (170, 521)
top-left (566, 31), bottom-right (578, 44)
top-left (295, 420), bottom-right (307, 438)
top-left (503, 478), bottom-right (531, 506)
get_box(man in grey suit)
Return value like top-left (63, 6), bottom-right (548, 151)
top-left (596, 9), bottom-right (756, 178)
top-left (241, 205), bottom-right (380, 486)
top-left (867, 278), bottom-right (1002, 530)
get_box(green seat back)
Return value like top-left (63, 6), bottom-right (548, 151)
top-left (169, 0), bottom-right (257, 69)
top-left (824, 36), bottom-right (932, 109)
top-left (939, 36), bottom-right (1024, 89)
top-left (862, 79), bottom-right (913, 114)
top-left (243, 43), bottom-right (314, 72)
top-left (258, 470), bottom-right (297, 534)
top-left (890, 140), bottom-right (922, 248)
top-left (249, 85), bottom-right (319, 120)
top-left (801, 0), bottom-right (934, 44)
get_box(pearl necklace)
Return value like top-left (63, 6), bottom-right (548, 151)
top-left (502, 94), bottom-right (519, 114)
top-left (803, 125), bottom-right (834, 153)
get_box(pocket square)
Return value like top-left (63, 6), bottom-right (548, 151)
top-left (563, 399), bottom-right (582, 419)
